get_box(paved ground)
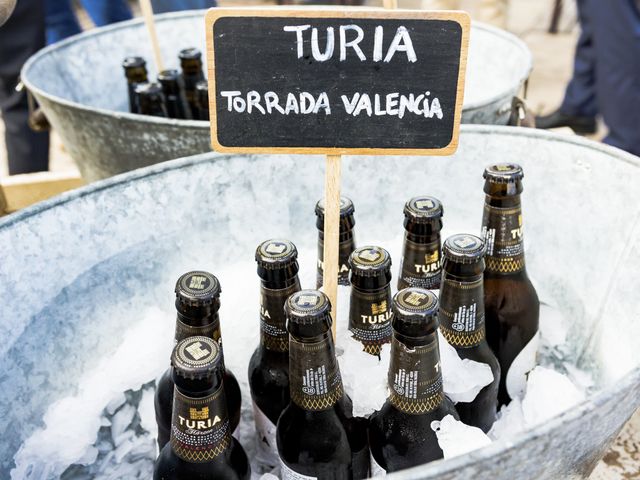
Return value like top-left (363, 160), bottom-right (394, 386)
top-left (0, 1), bottom-right (636, 477)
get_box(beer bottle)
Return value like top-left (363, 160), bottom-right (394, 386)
top-left (248, 239), bottom-right (301, 470)
top-left (277, 290), bottom-right (353, 479)
top-left (481, 163), bottom-right (540, 406)
top-left (155, 271), bottom-right (242, 450)
top-left (122, 56), bottom-right (148, 113)
top-left (439, 234), bottom-right (499, 432)
top-left (135, 83), bottom-right (168, 118)
top-left (179, 48), bottom-right (205, 119)
top-left (369, 288), bottom-right (458, 474)
top-left (154, 336), bottom-right (250, 480)
top-left (196, 80), bottom-right (209, 121)
top-left (348, 246), bottom-right (393, 357)
top-left (158, 69), bottom-right (188, 119)
top-left (315, 196), bottom-right (356, 289)
top-left (397, 196), bottom-right (443, 291)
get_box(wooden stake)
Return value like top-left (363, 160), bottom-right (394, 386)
top-left (139, 0), bottom-right (165, 73)
top-left (383, 0), bottom-right (399, 9)
top-left (322, 154), bottom-right (342, 341)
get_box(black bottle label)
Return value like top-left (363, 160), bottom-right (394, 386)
top-left (388, 335), bottom-right (444, 415)
top-left (170, 387), bottom-right (231, 463)
top-left (260, 283), bottom-right (298, 353)
top-left (481, 203), bottom-right (525, 274)
top-left (398, 237), bottom-right (442, 290)
top-left (348, 286), bottom-right (392, 356)
top-left (175, 318), bottom-right (221, 344)
top-left (438, 276), bottom-right (485, 348)
top-left (316, 237), bottom-right (354, 288)
top-left (289, 336), bottom-right (344, 411)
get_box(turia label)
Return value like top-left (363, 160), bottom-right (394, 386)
top-left (398, 237), bottom-right (442, 290)
top-left (170, 387), bottom-right (231, 463)
top-left (260, 283), bottom-right (299, 352)
top-left (388, 335), bottom-right (444, 415)
top-left (289, 335), bottom-right (344, 411)
top-left (481, 203), bottom-right (525, 274)
top-left (348, 286), bottom-right (393, 356)
top-left (438, 275), bottom-right (485, 348)
top-left (316, 237), bottom-right (355, 288)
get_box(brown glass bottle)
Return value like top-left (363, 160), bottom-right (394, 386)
top-left (439, 234), bottom-right (499, 432)
top-left (154, 336), bottom-right (250, 480)
top-left (248, 239), bottom-right (301, 471)
top-left (369, 288), bottom-right (458, 474)
top-left (196, 80), bottom-right (209, 121)
top-left (277, 290), bottom-right (354, 479)
top-left (122, 56), bottom-right (148, 113)
top-left (155, 271), bottom-right (241, 450)
top-left (158, 69), bottom-right (188, 119)
top-left (179, 48), bottom-right (205, 119)
top-left (481, 164), bottom-right (540, 406)
top-left (348, 246), bottom-right (393, 357)
top-left (315, 196), bottom-right (356, 289)
top-left (398, 196), bottom-right (444, 291)
top-left (135, 83), bottom-right (168, 118)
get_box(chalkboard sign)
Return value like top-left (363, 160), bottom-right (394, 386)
top-left (206, 8), bottom-right (470, 155)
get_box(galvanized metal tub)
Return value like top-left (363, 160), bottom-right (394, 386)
top-left (0, 125), bottom-right (638, 479)
top-left (21, 11), bottom-right (531, 182)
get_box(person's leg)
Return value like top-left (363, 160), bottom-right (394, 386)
top-left (150, 0), bottom-right (217, 14)
top-left (588, 0), bottom-right (640, 156)
top-left (80, 0), bottom-right (132, 27)
top-left (45, 0), bottom-right (82, 44)
top-left (476, 0), bottom-right (508, 29)
top-left (0, 0), bottom-right (49, 175)
top-left (536, 0), bottom-right (598, 133)
top-left (559, 0), bottom-right (598, 118)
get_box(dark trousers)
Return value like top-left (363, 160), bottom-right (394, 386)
top-left (0, 0), bottom-right (49, 174)
top-left (45, 0), bottom-right (133, 44)
top-left (561, 0), bottom-right (640, 156)
top-left (150, 0), bottom-right (217, 13)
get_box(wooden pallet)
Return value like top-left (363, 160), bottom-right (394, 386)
top-left (0, 171), bottom-right (84, 216)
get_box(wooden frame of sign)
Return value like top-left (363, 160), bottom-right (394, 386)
top-left (205, 7), bottom-right (470, 156)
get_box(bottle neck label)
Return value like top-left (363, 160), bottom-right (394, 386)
top-left (398, 236), bottom-right (442, 290)
top-left (438, 273), bottom-right (486, 348)
top-left (481, 201), bottom-right (525, 274)
top-left (348, 285), bottom-right (393, 356)
top-left (170, 386), bottom-right (231, 463)
top-left (260, 283), bottom-right (299, 353)
top-left (316, 236), bottom-right (355, 288)
top-left (388, 334), bottom-right (444, 415)
top-left (289, 335), bottom-right (344, 411)
top-left (175, 317), bottom-right (224, 367)
top-left (175, 317), bottom-right (220, 344)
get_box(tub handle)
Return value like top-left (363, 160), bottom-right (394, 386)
top-left (509, 96), bottom-right (535, 128)
top-left (20, 80), bottom-right (51, 132)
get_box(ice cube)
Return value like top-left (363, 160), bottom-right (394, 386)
top-left (432, 414), bottom-right (492, 458)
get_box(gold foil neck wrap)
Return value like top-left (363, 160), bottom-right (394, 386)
top-left (389, 390), bottom-right (444, 415)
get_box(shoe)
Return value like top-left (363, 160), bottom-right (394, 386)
top-left (535, 109), bottom-right (597, 135)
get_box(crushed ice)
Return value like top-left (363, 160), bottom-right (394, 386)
top-left (10, 246), bottom-right (593, 478)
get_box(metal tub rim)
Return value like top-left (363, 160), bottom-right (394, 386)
top-left (21, 10), bottom-right (208, 128)
top-left (2, 125), bottom-right (639, 477)
top-left (21, 11), bottom-right (532, 125)
top-left (462, 21), bottom-right (532, 113)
